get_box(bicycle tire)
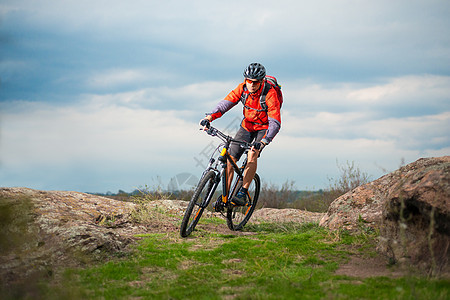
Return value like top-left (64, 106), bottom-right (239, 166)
top-left (180, 170), bottom-right (216, 237)
top-left (226, 173), bottom-right (260, 231)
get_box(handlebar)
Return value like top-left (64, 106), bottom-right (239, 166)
top-left (201, 125), bottom-right (255, 150)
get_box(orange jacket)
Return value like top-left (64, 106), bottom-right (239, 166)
top-left (210, 82), bottom-right (282, 142)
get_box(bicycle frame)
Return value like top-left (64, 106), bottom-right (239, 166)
top-left (199, 126), bottom-right (251, 211)
top-left (218, 144), bottom-right (246, 207)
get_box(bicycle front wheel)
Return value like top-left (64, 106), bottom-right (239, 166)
top-left (180, 170), bottom-right (216, 237)
top-left (226, 173), bottom-right (260, 231)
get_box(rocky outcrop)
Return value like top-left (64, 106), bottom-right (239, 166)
top-left (0, 188), bottom-right (143, 285)
top-left (320, 156), bottom-right (450, 275)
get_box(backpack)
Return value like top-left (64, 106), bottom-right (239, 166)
top-left (240, 75), bottom-right (283, 112)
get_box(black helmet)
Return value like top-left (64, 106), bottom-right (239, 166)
top-left (243, 63), bottom-right (266, 80)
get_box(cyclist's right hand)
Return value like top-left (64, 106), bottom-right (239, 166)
top-left (199, 118), bottom-right (210, 130)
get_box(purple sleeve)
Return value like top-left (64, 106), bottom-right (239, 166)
top-left (264, 117), bottom-right (281, 143)
top-left (210, 100), bottom-right (237, 117)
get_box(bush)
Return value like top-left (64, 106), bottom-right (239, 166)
top-left (258, 161), bottom-right (371, 212)
top-left (289, 189), bottom-right (342, 212)
top-left (258, 180), bottom-right (297, 209)
top-left (327, 160), bottom-right (371, 195)
top-left (291, 160), bottom-right (371, 212)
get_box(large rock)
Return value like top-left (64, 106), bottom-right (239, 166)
top-left (320, 156), bottom-right (450, 275)
top-left (0, 188), bottom-right (141, 285)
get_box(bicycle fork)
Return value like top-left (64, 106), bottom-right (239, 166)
top-left (201, 172), bottom-right (220, 210)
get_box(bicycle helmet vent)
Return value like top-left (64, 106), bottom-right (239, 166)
top-left (243, 63), bottom-right (266, 80)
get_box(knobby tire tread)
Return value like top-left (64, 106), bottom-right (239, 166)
top-left (180, 170), bottom-right (216, 237)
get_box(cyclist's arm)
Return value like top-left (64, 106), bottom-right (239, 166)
top-left (264, 118), bottom-right (281, 144)
top-left (207, 83), bottom-right (244, 121)
top-left (264, 90), bottom-right (282, 143)
top-left (208, 100), bottom-right (237, 120)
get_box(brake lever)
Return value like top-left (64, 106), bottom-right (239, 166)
top-left (207, 127), bottom-right (217, 136)
top-left (199, 125), bottom-right (215, 135)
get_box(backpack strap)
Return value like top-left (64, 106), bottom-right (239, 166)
top-left (240, 80), bottom-right (271, 112)
top-left (240, 86), bottom-right (250, 107)
top-left (259, 81), bottom-right (271, 111)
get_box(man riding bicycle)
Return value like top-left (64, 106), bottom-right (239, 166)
top-left (200, 63), bottom-right (282, 206)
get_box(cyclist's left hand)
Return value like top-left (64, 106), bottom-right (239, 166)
top-left (252, 140), bottom-right (267, 152)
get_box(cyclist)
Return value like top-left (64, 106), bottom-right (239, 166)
top-left (200, 63), bottom-right (281, 206)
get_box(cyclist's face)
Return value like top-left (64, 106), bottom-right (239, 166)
top-left (245, 79), bottom-right (261, 93)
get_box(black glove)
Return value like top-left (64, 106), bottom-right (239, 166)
top-left (253, 141), bottom-right (267, 151)
top-left (200, 118), bottom-right (210, 129)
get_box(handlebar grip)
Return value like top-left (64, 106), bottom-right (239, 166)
top-left (200, 119), bottom-right (210, 128)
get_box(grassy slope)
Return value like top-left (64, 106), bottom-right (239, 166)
top-left (37, 222), bottom-right (450, 300)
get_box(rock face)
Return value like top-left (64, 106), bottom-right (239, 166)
top-left (320, 156), bottom-right (450, 275)
top-left (0, 188), bottom-right (140, 285)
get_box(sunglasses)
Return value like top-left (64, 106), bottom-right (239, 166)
top-left (245, 79), bottom-right (261, 85)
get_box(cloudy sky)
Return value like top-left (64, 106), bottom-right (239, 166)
top-left (1, 0), bottom-right (449, 193)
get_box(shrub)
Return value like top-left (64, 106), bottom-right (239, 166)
top-left (290, 190), bottom-right (338, 212)
top-left (258, 160), bottom-right (371, 212)
top-left (291, 160), bottom-right (371, 212)
top-left (327, 160), bottom-right (371, 195)
top-left (257, 180), bottom-right (297, 209)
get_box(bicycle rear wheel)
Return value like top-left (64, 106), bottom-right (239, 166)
top-left (180, 170), bottom-right (216, 237)
top-left (226, 173), bottom-right (260, 231)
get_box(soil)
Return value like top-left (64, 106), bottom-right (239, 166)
top-left (335, 255), bottom-right (405, 279)
top-left (147, 200), bottom-right (408, 278)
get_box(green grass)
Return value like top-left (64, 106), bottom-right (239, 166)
top-left (38, 223), bottom-right (449, 300)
